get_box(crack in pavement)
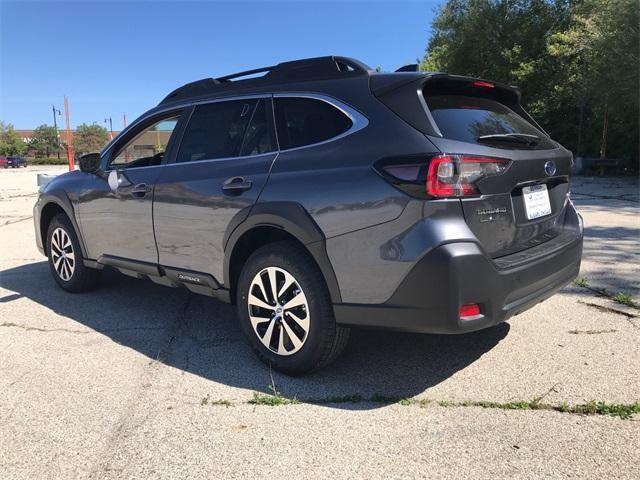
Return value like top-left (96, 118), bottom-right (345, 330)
top-left (87, 294), bottom-right (194, 478)
top-left (577, 301), bottom-right (640, 330)
top-left (192, 393), bottom-right (640, 420)
top-left (1, 216), bottom-right (33, 226)
top-left (0, 321), bottom-right (169, 335)
top-left (569, 328), bottom-right (618, 335)
top-left (2, 193), bottom-right (38, 199)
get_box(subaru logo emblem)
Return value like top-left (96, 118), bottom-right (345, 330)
top-left (544, 160), bottom-right (556, 176)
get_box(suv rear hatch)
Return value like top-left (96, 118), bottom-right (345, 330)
top-left (372, 73), bottom-right (573, 259)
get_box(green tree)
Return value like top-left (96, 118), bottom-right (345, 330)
top-left (30, 124), bottom-right (61, 158)
top-left (73, 123), bottom-right (109, 156)
top-left (0, 121), bottom-right (27, 156)
top-left (421, 0), bottom-right (639, 164)
top-left (546, 0), bottom-right (639, 159)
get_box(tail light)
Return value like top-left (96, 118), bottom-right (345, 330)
top-left (378, 154), bottom-right (509, 198)
top-left (427, 155), bottom-right (509, 197)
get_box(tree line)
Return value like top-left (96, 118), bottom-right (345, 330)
top-left (0, 121), bottom-right (110, 158)
top-left (422, 0), bottom-right (638, 164)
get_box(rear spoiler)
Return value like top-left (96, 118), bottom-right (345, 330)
top-left (371, 73), bottom-right (548, 137)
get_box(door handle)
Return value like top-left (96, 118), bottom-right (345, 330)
top-left (222, 176), bottom-right (252, 194)
top-left (130, 183), bottom-right (152, 197)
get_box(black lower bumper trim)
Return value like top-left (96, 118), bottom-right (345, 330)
top-left (334, 233), bottom-right (583, 334)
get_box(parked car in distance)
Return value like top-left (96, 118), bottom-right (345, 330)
top-left (7, 156), bottom-right (27, 168)
top-left (0, 156), bottom-right (7, 168)
top-left (34, 56), bottom-right (583, 374)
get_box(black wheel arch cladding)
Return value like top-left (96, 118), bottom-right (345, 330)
top-left (223, 201), bottom-right (342, 303)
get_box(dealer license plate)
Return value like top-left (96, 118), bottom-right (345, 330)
top-left (523, 184), bottom-right (552, 220)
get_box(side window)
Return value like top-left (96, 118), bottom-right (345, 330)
top-left (177, 100), bottom-right (257, 163)
top-left (111, 116), bottom-right (180, 168)
top-left (274, 97), bottom-right (353, 150)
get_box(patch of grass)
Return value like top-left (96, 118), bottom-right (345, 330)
top-left (612, 292), bottom-right (637, 308)
top-left (460, 400), bottom-right (533, 411)
top-left (568, 401), bottom-right (640, 420)
top-left (197, 393), bottom-right (639, 419)
top-left (574, 277), bottom-right (589, 287)
top-left (249, 391), bottom-right (300, 406)
top-left (442, 399), bottom-right (640, 419)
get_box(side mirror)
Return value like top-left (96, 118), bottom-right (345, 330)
top-left (79, 153), bottom-right (101, 174)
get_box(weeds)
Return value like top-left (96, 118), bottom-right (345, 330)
top-left (200, 394), bottom-right (232, 407)
top-left (249, 391), bottom-right (300, 406)
top-left (574, 278), bottom-right (589, 287)
top-left (573, 278), bottom-right (638, 310)
top-left (613, 292), bottom-right (637, 308)
top-left (204, 392), bottom-right (640, 419)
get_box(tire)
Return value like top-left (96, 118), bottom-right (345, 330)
top-left (236, 240), bottom-right (349, 375)
top-left (46, 213), bottom-right (100, 292)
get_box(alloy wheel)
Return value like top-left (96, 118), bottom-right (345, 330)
top-left (247, 266), bottom-right (310, 356)
top-left (50, 227), bottom-right (75, 281)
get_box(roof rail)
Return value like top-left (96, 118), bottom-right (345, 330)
top-left (216, 66), bottom-right (274, 82)
top-left (160, 56), bottom-right (371, 105)
top-left (395, 64), bottom-right (419, 72)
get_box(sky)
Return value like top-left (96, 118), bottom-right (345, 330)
top-left (0, 0), bottom-right (439, 129)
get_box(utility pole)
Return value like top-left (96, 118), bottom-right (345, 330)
top-left (64, 96), bottom-right (74, 171)
top-left (123, 112), bottom-right (129, 162)
top-left (52, 105), bottom-right (62, 159)
top-left (104, 116), bottom-right (113, 140)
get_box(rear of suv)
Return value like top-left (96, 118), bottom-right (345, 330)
top-left (34, 56), bottom-right (583, 374)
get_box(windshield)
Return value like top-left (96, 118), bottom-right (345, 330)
top-left (426, 95), bottom-right (556, 149)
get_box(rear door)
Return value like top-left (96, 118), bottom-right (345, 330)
top-left (421, 78), bottom-right (573, 258)
top-left (153, 97), bottom-right (277, 283)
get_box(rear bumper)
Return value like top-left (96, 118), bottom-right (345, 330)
top-left (334, 227), bottom-right (583, 334)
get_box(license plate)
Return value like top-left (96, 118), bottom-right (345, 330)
top-left (522, 184), bottom-right (552, 220)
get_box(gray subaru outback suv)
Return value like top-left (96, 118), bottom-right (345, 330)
top-left (34, 56), bottom-right (583, 374)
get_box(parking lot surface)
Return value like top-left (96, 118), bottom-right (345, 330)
top-left (1, 166), bottom-right (638, 479)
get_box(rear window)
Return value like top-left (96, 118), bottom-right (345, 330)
top-left (274, 97), bottom-right (352, 150)
top-left (426, 95), bottom-right (555, 149)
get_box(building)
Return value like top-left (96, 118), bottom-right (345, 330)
top-left (13, 129), bottom-right (122, 145)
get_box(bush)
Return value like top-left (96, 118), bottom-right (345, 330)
top-left (28, 157), bottom-right (70, 165)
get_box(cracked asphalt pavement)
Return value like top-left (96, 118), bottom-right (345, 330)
top-left (1, 167), bottom-right (639, 479)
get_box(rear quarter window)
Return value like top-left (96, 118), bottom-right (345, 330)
top-left (426, 95), bottom-right (556, 149)
top-left (274, 97), bottom-right (352, 150)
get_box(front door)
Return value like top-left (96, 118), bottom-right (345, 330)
top-left (153, 97), bottom-right (277, 283)
top-left (77, 112), bottom-right (183, 263)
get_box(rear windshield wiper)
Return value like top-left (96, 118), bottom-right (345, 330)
top-left (477, 133), bottom-right (540, 146)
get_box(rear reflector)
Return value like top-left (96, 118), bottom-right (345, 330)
top-left (460, 304), bottom-right (481, 319)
